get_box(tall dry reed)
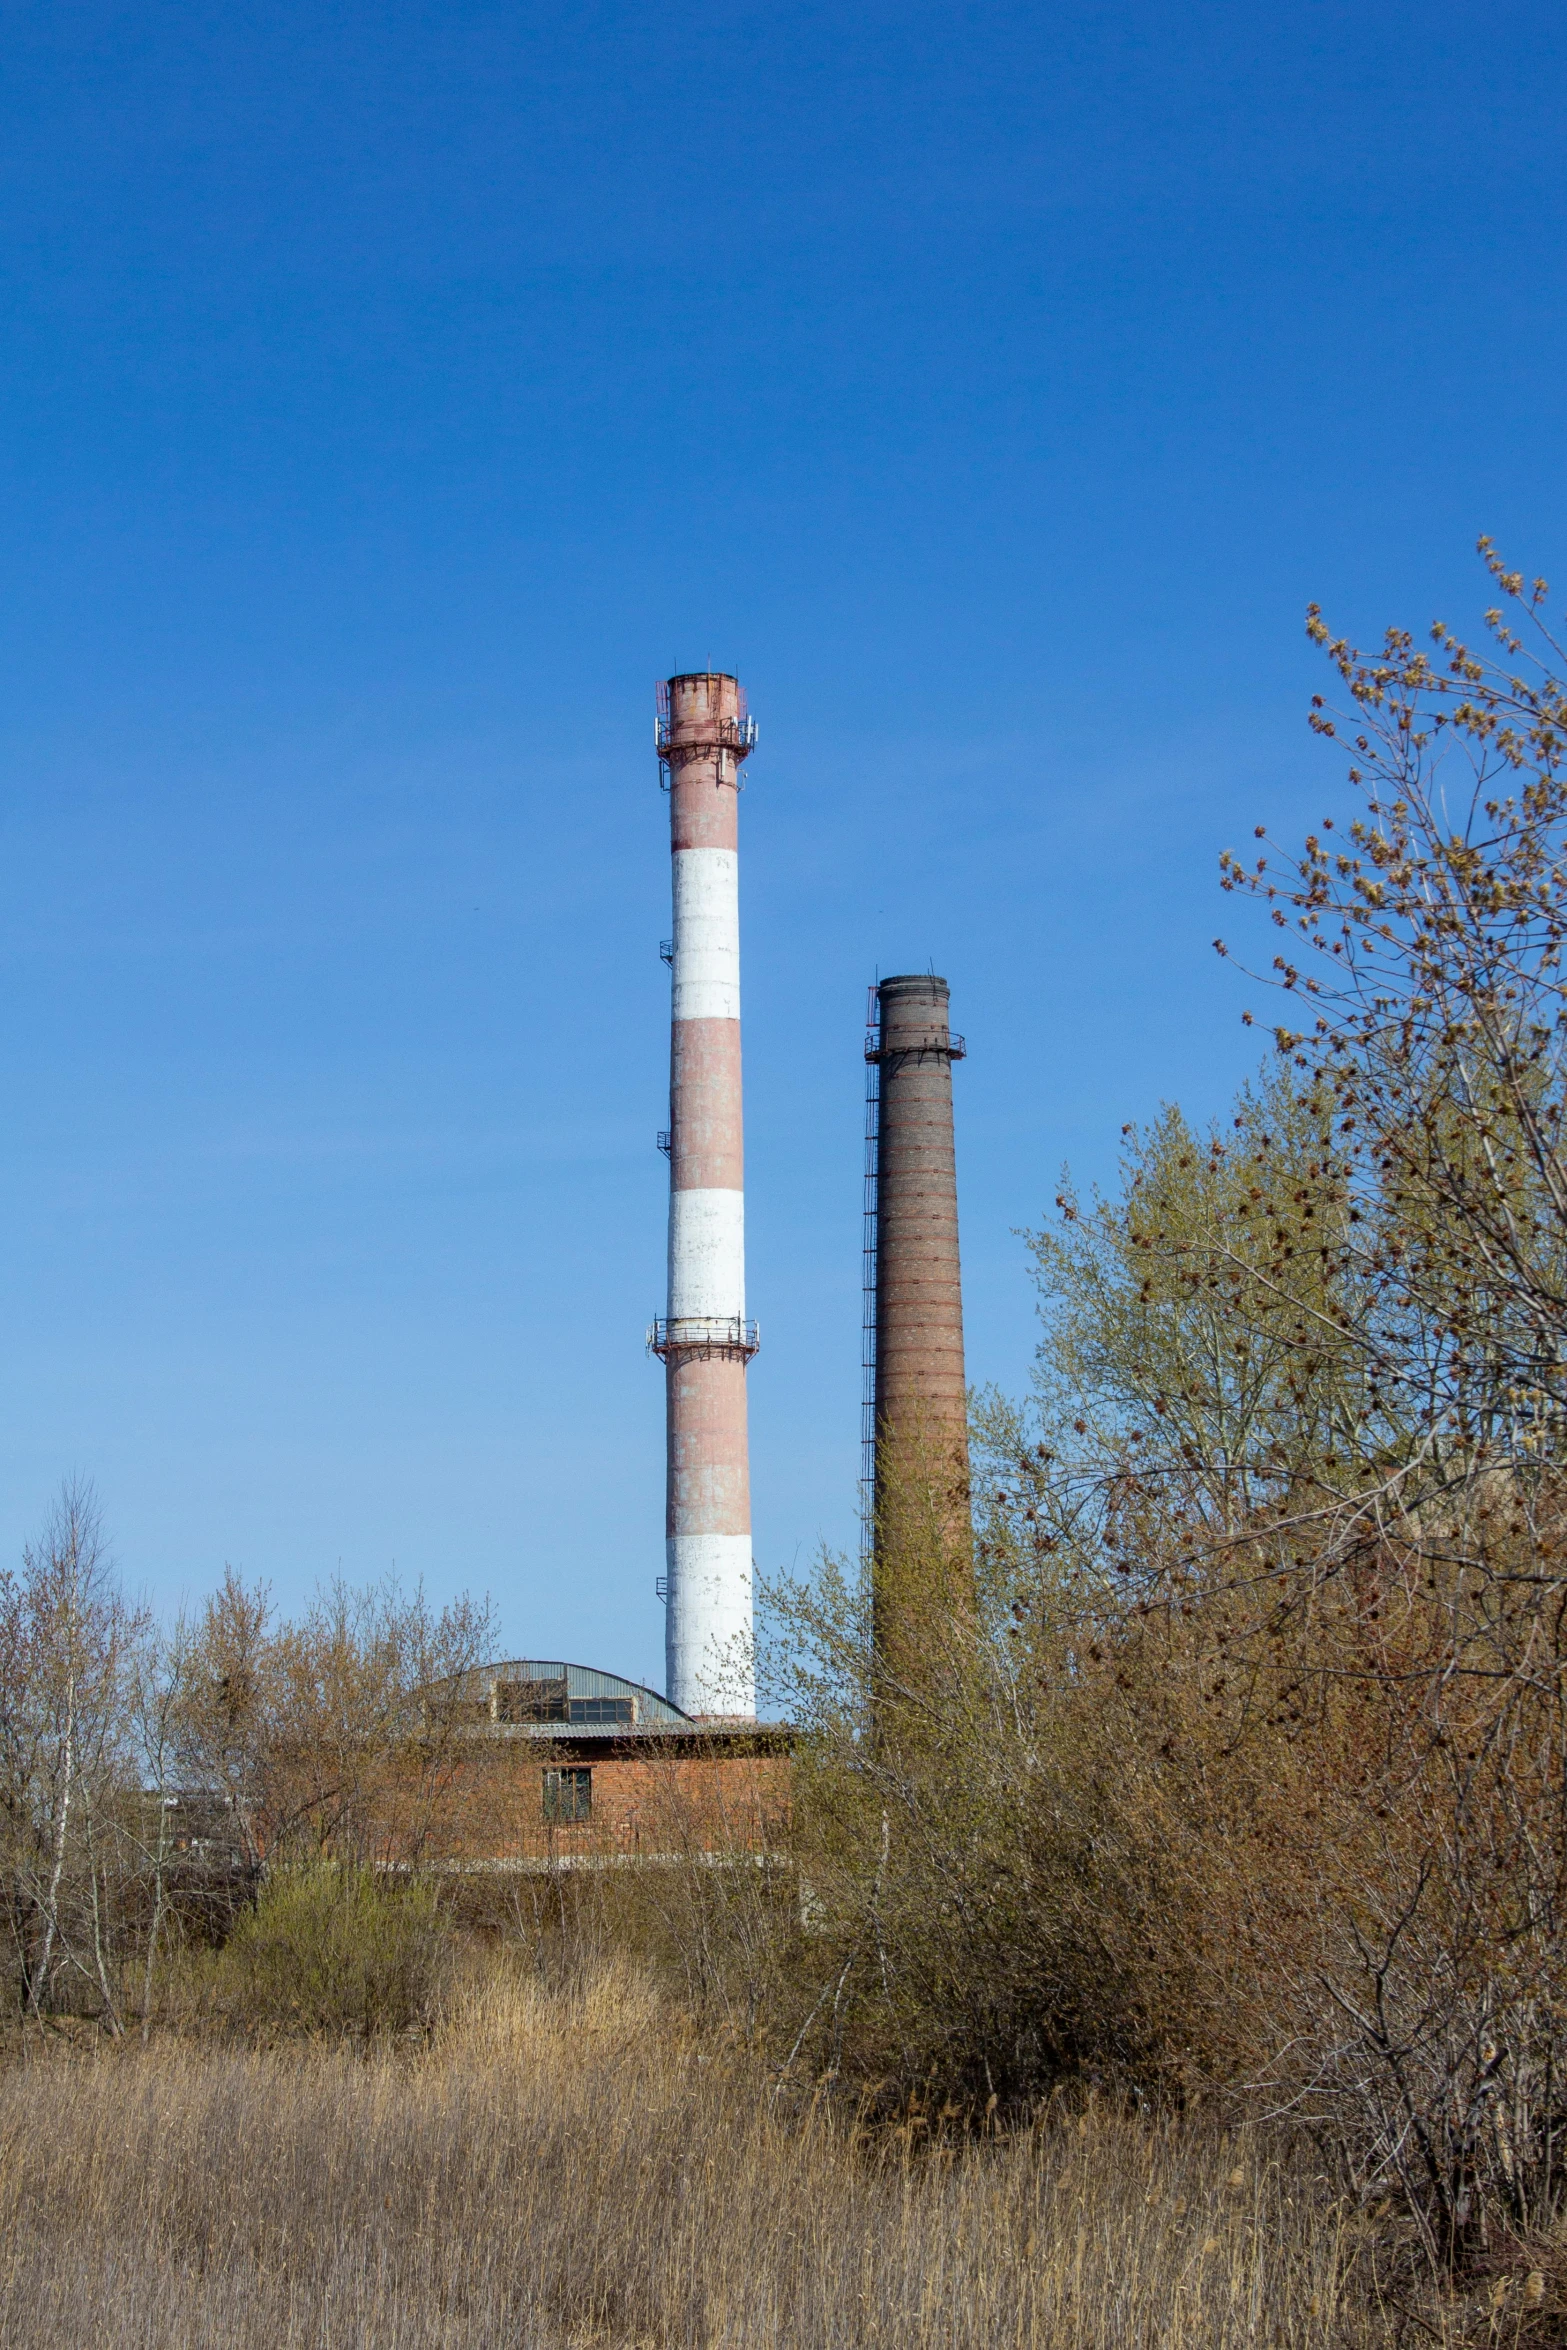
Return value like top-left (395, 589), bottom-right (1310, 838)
top-left (0, 1963), bottom-right (1438, 2349)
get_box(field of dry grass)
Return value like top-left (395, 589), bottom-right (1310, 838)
top-left (0, 1960), bottom-right (1509, 2350)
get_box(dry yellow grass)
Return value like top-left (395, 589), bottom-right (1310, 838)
top-left (0, 1966), bottom-right (1436, 2347)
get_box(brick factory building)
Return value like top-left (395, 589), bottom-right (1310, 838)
top-left (423, 1660), bottom-right (790, 1869)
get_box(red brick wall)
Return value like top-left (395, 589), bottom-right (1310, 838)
top-left (421, 1743), bottom-right (791, 1867)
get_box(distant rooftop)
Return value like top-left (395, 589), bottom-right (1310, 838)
top-left (437, 1658), bottom-right (690, 1735)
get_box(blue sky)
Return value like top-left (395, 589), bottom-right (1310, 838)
top-left (2, 0), bottom-right (1563, 1688)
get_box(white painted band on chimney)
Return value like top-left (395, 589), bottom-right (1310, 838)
top-left (668, 1186), bottom-right (746, 1320)
top-left (665, 1532), bottom-right (755, 1718)
top-left (671, 847), bottom-right (740, 1024)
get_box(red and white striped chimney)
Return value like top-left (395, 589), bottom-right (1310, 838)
top-left (650, 672), bottom-right (758, 1718)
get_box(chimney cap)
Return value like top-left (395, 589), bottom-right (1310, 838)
top-left (877, 972), bottom-right (950, 998)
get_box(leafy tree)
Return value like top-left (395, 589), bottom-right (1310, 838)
top-left (1221, 538), bottom-right (1567, 1457)
top-left (0, 1483), bottom-right (140, 2026)
top-left (763, 550), bottom-right (1567, 2270)
top-left (177, 1571), bottom-right (498, 1869)
top-left (1020, 1068), bottom-right (1377, 1556)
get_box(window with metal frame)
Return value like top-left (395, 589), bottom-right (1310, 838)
top-left (568, 1696), bottom-right (634, 1725)
top-left (496, 1678), bottom-right (569, 1723)
top-left (542, 1767), bottom-right (592, 1824)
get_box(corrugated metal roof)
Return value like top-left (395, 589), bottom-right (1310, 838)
top-left (441, 1658), bottom-right (690, 1725)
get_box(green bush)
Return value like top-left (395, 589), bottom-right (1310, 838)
top-left (206, 1864), bottom-right (451, 2040)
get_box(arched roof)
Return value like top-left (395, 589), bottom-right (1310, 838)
top-left (444, 1657), bottom-right (689, 1727)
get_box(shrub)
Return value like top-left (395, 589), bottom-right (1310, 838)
top-left (203, 1863), bottom-right (450, 2040)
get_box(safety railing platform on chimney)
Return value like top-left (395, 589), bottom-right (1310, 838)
top-left (647, 1315), bottom-right (760, 1362)
top-left (865, 1030), bottom-right (965, 1062)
